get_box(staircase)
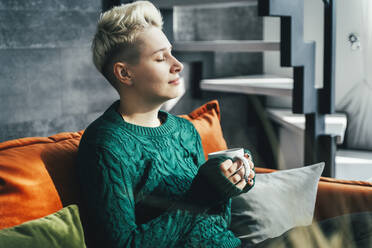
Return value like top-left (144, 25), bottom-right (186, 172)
top-left (116, 0), bottom-right (349, 178)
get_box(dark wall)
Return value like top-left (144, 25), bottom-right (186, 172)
top-left (174, 4), bottom-right (262, 77)
top-left (0, 1), bottom-right (265, 165)
top-left (0, 0), bottom-right (118, 141)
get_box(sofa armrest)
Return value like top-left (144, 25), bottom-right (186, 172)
top-left (255, 167), bottom-right (372, 222)
top-left (314, 177), bottom-right (372, 221)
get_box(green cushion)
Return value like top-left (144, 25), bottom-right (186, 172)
top-left (0, 205), bottom-right (86, 248)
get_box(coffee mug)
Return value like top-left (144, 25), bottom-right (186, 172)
top-left (208, 148), bottom-right (251, 182)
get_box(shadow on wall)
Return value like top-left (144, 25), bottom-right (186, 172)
top-left (335, 0), bottom-right (372, 151)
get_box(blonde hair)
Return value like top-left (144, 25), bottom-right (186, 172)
top-left (92, 1), bottom-right (163, 88)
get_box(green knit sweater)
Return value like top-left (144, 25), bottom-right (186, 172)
top-left (77, 100), bottom-right (254, 248)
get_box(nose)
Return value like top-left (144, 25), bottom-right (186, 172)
top-left (170, 56), bottom-right (183, 74)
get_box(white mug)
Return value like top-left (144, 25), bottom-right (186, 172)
top-left (208, 148), bottom-right (251, 181)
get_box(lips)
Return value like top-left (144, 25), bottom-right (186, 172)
top-left (168, 78), bottom-right (180, 85)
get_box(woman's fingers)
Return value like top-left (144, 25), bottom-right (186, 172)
top-left (220, 159), bottom-right (240, 178)
top-left (249, 159), bottom-right (254, 170)
top-left (249, 169), bottom-right (255, 179)
top-left (220, 158), bottom-right (254, 188)
top-left (230, 173), bottom-right (242, 184)
top-left (247, 177), bottom-right (254, 186)
top-left (235, 179), bottom-right (247, 189)
top-left (234, 162), bottom-right (245, 179)
top-left (244, 155), bottom-right (255, 180)
top-left (235, 176), bottom-right (254, 189)
top-left (244, 153), bottom-right (255, 170)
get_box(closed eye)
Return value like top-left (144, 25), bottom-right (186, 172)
top-left (155, 48), bottom-right (172, 62)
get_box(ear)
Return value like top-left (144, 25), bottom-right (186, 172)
top-left (113, 62), bottom-right (132, 86)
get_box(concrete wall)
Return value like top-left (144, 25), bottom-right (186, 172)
top-left (174, 3), bottom-right (262, 77)
top-left (333, 0), bottom-right (365, 106)
top-left (0, 0), bottom-right (118, 141)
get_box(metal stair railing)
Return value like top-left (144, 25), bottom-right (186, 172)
top-left (259, 0), bottom-right (337, 177)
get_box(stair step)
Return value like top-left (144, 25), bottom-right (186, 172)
top-left (200, 74), bottom-right (293, 97)
top-left (173, 41), bottom-right (280, 52)
top-left (151, 0), bottom-right (256, 8)
top-left (336, 150), bottom-right (372, 181)
top-left (267, 109), bottom-right (372, 181)
top-left (267, 108), bottom-right (347, 144)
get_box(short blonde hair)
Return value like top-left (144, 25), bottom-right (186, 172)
top-left (92, 1), bottom-right (163, 88)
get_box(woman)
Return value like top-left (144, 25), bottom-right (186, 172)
top-left (76, 1), bottom-right (255, 248)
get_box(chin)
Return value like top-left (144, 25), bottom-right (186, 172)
top-left (162, 94), bottom-right (180, 102)
top-left (171, 90), bottom-right (184, 99)
top-left (167, 87), bottom-right (184, 99)
top-left (161, 93), bottom-right (183, 111)
top-left (158, 82), bottom-right (185, 102)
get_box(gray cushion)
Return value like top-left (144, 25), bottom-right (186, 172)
top-left (230, 162), bottom-right (324, 246)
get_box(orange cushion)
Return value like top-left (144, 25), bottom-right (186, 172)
top-left (0, 100), bottom-right (227, 229)
top-left (179, 100), bottom-right (228, 160)
top-left (0, 131), bottom-right (84, 229)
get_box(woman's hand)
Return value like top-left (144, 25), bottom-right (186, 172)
top-left (219, 153), bottom-right (255, 190)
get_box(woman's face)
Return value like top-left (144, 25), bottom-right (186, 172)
top-left (126, 26), bottom-right (184, 105)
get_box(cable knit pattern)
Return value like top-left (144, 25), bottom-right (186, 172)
top-left (77, 100), bottom-right (241, 248)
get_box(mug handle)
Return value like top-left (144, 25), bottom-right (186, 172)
top-left (233, 155), bottom-right (251, 183)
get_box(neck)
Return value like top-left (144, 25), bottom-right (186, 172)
top-left (118, 97), bottom-right (163, 128)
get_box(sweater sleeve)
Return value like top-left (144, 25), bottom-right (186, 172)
top-left (185, 156), bottom-right (242, 207)
top-left (180, 126), bottom-right (247, 208)
top-left (180, 125), bottom-right (255, 211)
top-left (77, 144), bottom-right (231, 248)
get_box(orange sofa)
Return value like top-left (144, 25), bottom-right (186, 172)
top-left (1, 100), bottom-right (372, 232)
